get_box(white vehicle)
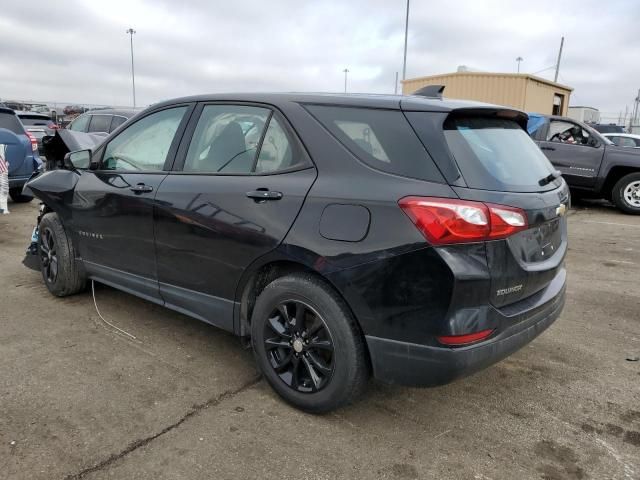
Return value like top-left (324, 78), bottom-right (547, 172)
top-left (603, 133), bottom-right (640, 148)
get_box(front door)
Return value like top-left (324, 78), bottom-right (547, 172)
top-left (538, 119), bottom-right (604, 188)
top-left (72, 105), bottom-right (191, 301)
top-left (153, 103), bottom-right (316, 330)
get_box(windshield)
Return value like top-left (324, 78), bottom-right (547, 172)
top-left (443, 116), bottom-right (558, 192)
top-left (18, 115), bottom-right (51, 126)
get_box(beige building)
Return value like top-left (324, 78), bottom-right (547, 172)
top-left (402, 71), bottom-right (573, 116)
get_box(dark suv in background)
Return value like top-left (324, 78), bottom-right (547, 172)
top-left (27, 93), bottom-right (568, 412)
top-left (0, 106), bottom-right (42, 202)
top-left (66, 108), bottom-right (137, 134)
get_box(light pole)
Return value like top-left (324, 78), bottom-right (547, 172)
top-left (126, 28), bottom-right (136, 108)
top-left (343, 68), bottom-right (349, 93)
top-left (402, 0), bottom-right (410, 80)
top-left (516, 56), bottom-right (523, 73)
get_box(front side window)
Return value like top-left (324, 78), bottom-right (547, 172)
top-left (88, 115), bottom-right (112, 133)
top-left (184, 105), bottom-right (270, 173)
top-left (547, 120), bottom-right (591, 145)
top-left (102, 107), bottom-right (187, 171)
top-left (68, 114), bottom-right (90, 132)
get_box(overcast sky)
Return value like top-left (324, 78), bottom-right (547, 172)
top-left (1, 0), bottom-right (638, 118)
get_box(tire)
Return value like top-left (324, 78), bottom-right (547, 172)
top-left (38, 212), bottom-right (86, 296)
top-left (612, 173), bottom-right (640, 214)
top-left (251, 273), bottom-right (369, 413)
top-left (9, 188), bottom-right (34, 203)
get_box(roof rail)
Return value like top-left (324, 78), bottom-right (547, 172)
top-left (413, 85), bottom-right (445, 99)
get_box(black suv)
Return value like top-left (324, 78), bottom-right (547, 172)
top-left (26, 94), bottom-right (568, 412)
top-left (528, 114), bottom-right (640, 213)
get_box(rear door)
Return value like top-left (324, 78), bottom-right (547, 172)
top-left (153, 103), bottom-right (316, 331)
top-left (71, 105), bottom-right (192, 301)
top-left (537, 119), bottom-right (604, 188)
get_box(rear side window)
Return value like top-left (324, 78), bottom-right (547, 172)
top-left (110, 116), bottom-right (127, 131)
top-left (0, 112), bottom-right (25, 134)
top-left (443, 116), bottom-right (556, 192)
top-left (305, 105), bottom-right (444, 182)
top-left (88, 115), bottom-right (112, 133)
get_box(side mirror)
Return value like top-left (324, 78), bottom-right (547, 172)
top-left (64, 149), bottom-right (92, 170)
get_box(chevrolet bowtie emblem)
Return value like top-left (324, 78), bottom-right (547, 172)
top-left (556, 204), bottom-right (567, 217)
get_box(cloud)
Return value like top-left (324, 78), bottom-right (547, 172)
top-left (0, 0), bottom-right (637, 119)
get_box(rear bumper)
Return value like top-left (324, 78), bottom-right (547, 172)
top-left (366, 272), bottom-right (566, 387)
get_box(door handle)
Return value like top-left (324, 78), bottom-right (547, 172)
top-left (130, 183), bottom-right (154, 194)
top-left (540, 146), bottom-right (556, 151)
top-left (246, 189), bottom-right (283, 201)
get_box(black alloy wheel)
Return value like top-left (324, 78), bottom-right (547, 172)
top-left (263, 300), bottom-right (335, 393)
top-left (39, 227), bottom-right (58, 284)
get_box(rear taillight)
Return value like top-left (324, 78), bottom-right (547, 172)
top-left (25, 131), bottom-right (38, 152)
top-left (437, 329), bottom-right (495, 346)
top-left (399, 196), bottom-right (527, 245)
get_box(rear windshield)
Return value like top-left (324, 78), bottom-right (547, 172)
top-left (305, 105), bottom-right (444, 183)
top-left (443, 116), bottom-right (557, 192)
top-left (18, 115), bottom-right (50, 126)
top-left (0, 112), bottom-right (25, 134)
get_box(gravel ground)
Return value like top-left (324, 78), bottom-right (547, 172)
top-left (0, 199), bottom-right (639, 480)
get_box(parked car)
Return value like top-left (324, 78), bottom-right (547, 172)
top-left (591, 123), bottom-right (626, 134)
top-left (0, 107), bottom-right (41, 202)
top-left (66, 108), bottom-right (137, 134)
top-left (26, 93), bottom-right (568, 412)
top-left (603, 133), bottom-right (640, 148)
top-left (528, 113), bottom-right (640, 214)
top-left (16, 111), bottom-right (58, 157)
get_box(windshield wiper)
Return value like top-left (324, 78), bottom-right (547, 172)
top-left (538, 170), bottom-right (562, 186)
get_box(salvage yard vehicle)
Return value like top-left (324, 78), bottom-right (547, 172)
top-left (0, 106), bottom-right (42, 202)
top-left (528, 113), bottom-right (640, 214)
top-left (66, 108), bottom-right (137, 134)
top-left (16, 111), bottom-right (58, 157)
top-left (603, 133), bottom-right (640, 149)
top-left (25, 93), bottom-right (568, 412)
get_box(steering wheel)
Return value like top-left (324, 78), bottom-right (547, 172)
top-left (106, 153), bottom-right (140, 170)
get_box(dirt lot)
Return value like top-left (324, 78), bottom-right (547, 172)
top-left (1, 199), bottom-right (639, 480)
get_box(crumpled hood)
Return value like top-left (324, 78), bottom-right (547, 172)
top-left (43, 129), bottom-right (107, 169)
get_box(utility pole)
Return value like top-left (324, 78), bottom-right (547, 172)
top-left (554, 36), bottom-right (564, 83)
top-left (343, 68), bottom-right (349, 93)
top-left (633, 88), bottom-right (640, 129)
top-left (126, 28), bottom-right (136, 108)
top-left (402, 0), bottom-right (410, 80)
top-left (394, 71), bottom-right (399, 94)
top-left (516, 56), bottom-right (523, 73)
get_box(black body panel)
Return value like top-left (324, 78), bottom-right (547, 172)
top-left (26, 92), bottom-right (568, 389)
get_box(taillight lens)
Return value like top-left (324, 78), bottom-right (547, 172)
top-left (25, 132), bottom-right (38, 152)
top-left (437, 329), bottom-right (495, 346)
top-left (399, 196), bottom-right (527, 245)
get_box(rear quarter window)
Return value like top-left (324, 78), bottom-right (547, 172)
top-left (304, 105), bottom-right (444, 182)
top-left (0, 112), bottom-right (25, 134)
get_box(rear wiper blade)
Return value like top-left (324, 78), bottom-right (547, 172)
top-left (538, 170), bottom-right (562, 186)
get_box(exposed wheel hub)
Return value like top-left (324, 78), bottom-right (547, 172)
top-left (292, 337), bottom-right (304, 353)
